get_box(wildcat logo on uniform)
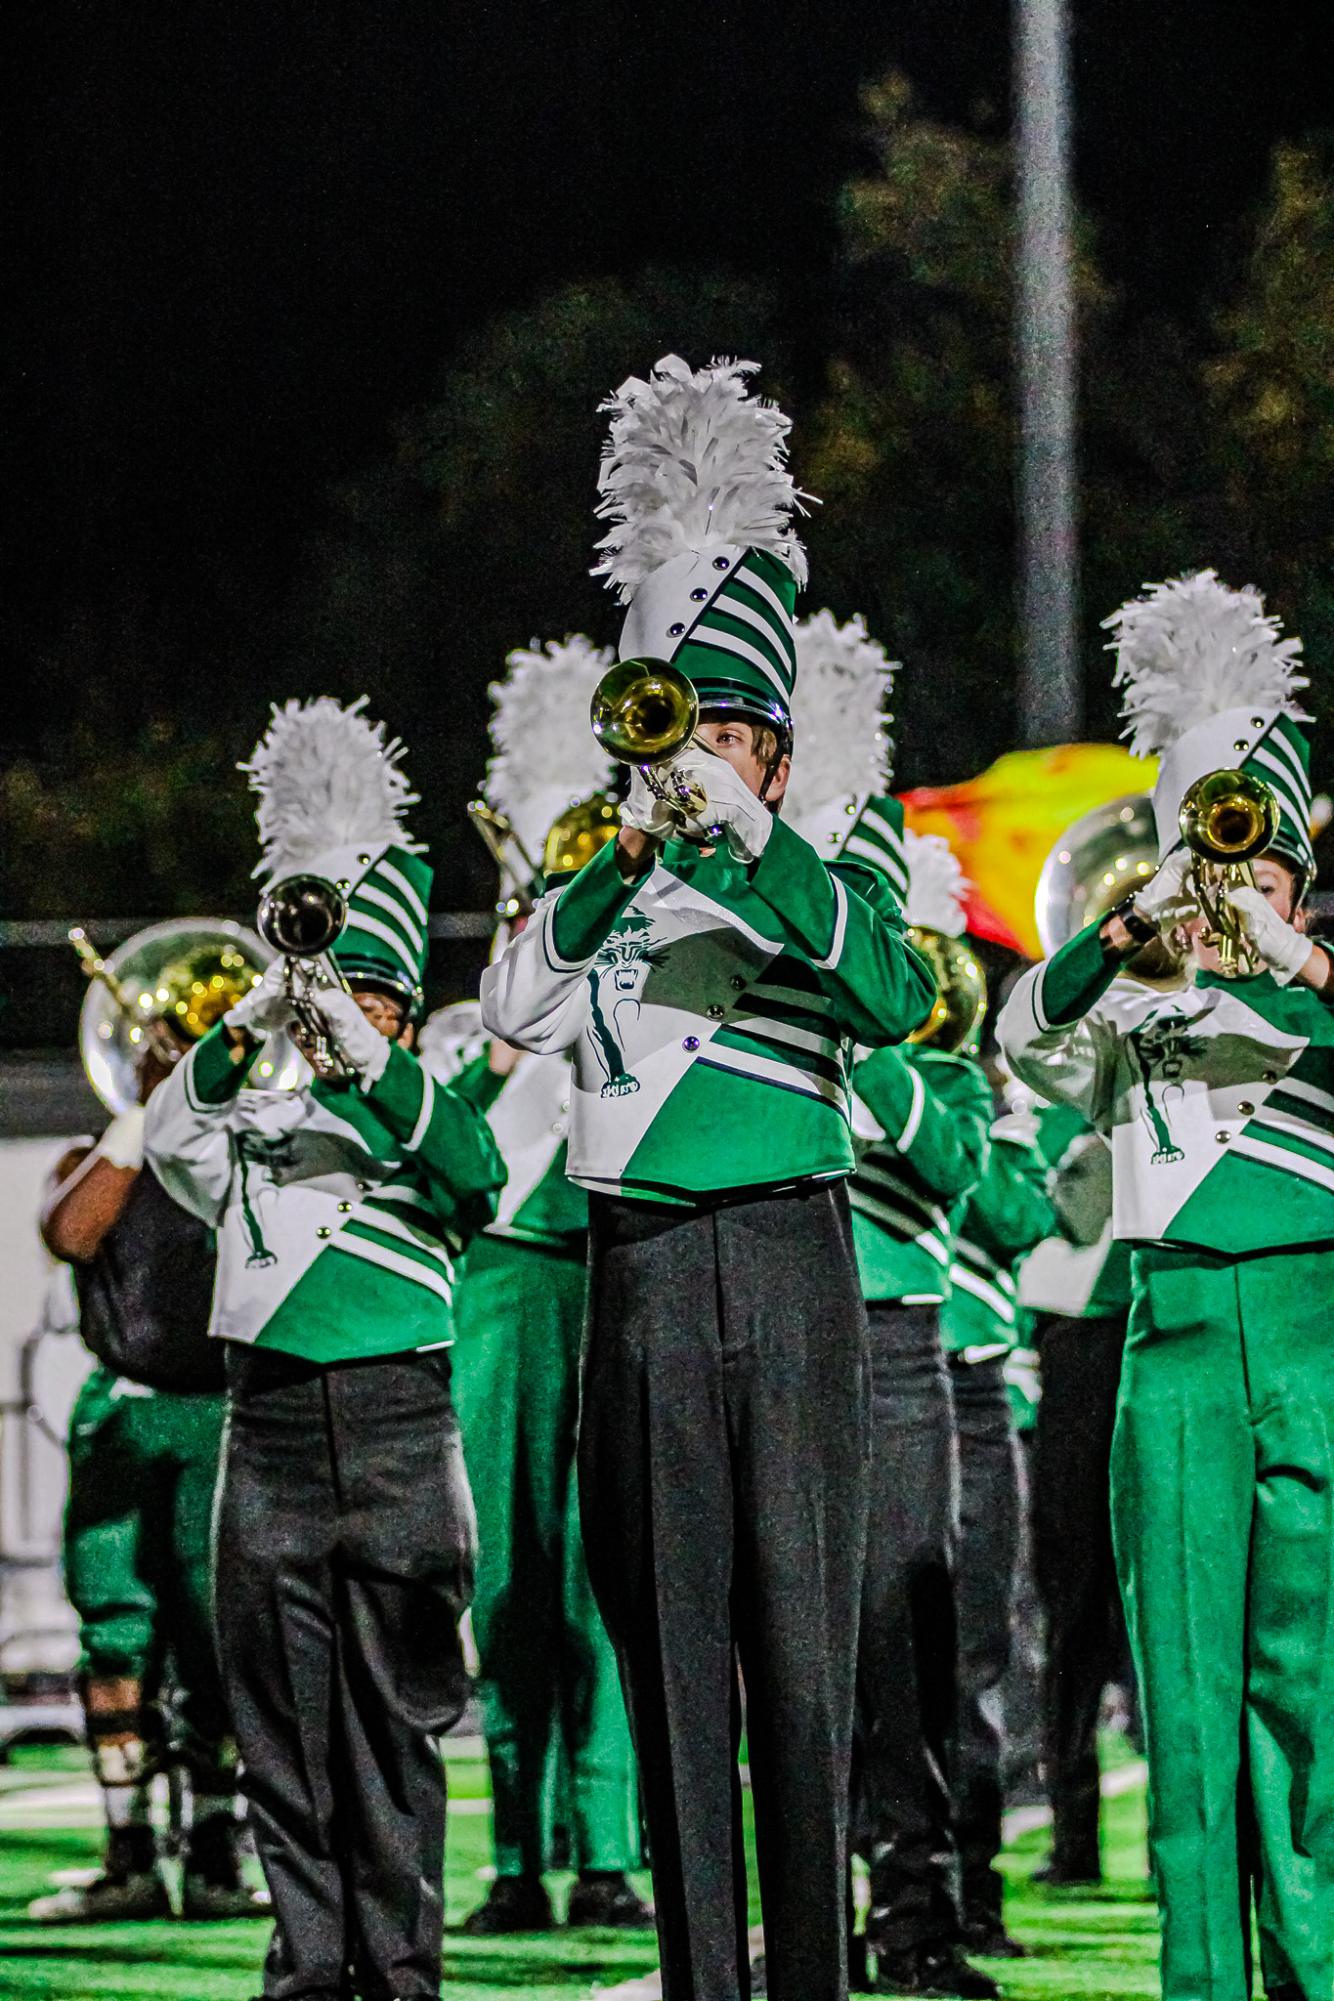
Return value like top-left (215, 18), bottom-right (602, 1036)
top-left (1128, 1011), bottom-right (1209, 1166)
top-left (587, 913), bottom-right (670, 1099)
top-left (232, 1130), bottom-right (299, 1266)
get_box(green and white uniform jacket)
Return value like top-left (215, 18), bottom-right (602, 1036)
top-left (940, 1119), bottom-right (1057, 1364)
top-left (999, 920), bottom-right (1334, 1254)
top-left (426, 1016), bottom-right (585, 1248)
top-left (479, 817), bottom-right (936, 1205)
top-left (144, 1025), bottom-right (507, 1363)
top-left (848, 1047), bottom-right (993, 1302)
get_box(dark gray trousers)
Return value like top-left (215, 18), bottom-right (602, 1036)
top-left (217, 1346), bottom-right (475, 2001)
top-left (949, 1354), bottom-right (1021, 1928)
top-left (854, 1300), bottom-right (961, 1956)
top-left (580, 1183), bottom-right (870, 2001)
top-left (1033, 1310), bottom-right (1130, 1876)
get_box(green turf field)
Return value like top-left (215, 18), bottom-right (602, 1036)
top-left (0, 1743), bottom-right (1164, 2000)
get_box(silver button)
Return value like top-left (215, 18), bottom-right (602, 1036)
top-left (706, 1004), bottom-right (725, 1019)
top-left (1233, 739), bottom-right (1250, 753)
top-left (357, 1180), bottom-right (371, 1193)
top-left (730, 975), bottom-right (746, 990)
top-left (560, 1099), bottom-right (570, 1113)
top-left (1238, 1101), bottom-right (1255, 1116)
top-left (337, 1201), bottom-right (352, 1213)
top-left (683, 1036), bottom-right (700, 1052)
top-left (1251, 716), bottom-right (1266, 729)
top-left (1263, 1069), bottom-right (1278, 1083)
top-left (317, 1225), bottom-right (332, 1239)
top-left (551, 1120), bottom-right (566, 1135)
top-left (1215, 1131), bottom-right (1231, 1145)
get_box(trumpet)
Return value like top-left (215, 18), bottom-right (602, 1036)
top-left (466, 800), bottom-right (541, 919)
top-left (1178, 768), bottom-right (1279, 979)
top-left (590, 657), bottom-right (717, 837)
top-left (256, 874), bottom-right (357, 1079)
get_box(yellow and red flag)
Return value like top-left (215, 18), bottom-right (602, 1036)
top-left (900, 742), bottom-right (1156, 959)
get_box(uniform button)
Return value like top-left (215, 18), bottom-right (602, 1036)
top-left (317, 1225), bottom-right (332, 1238)
top-left (730, 975), bottom-right (746, 990)
top-left (1263, 1069), bottom-right (1278, 1083)
top-left (357, 1179), bottom-right (371, 1193)
top-left (683, 1036), bottom-right (700, 1052)
top-left (551, 1120), bottom-right (566, 1135)
top-left (1238, 1101), bottom-right (1255, 1116)
top-left (1215, 1131), bottom-right (1231, 1145)
top-left (560, 1099), bottom-right (570, 1113)
top-left (337, 1200), bottom-right (352, 1213)
top-left (706, 1004), bottom-right (725, 1019)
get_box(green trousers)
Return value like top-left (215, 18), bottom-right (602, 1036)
top-left (65, 1367), bottom-right (231, 1776)
top-left (1112, 1244), bottom-right (1334, 2001)
top-left (451, 1234), bottom-right (639, 1877)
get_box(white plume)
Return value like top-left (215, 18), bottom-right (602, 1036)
top-left (1106, 569), bottom-right (1308, 758)
top-left (484, 635), bottom-right (618, 859)
top-left (905, 829), bottom-right (969, 937)
top-left (241, 696), bottom-right (421, 879)
top-left (593, 353), bottom-right (811, 599)
top-left (783, 610), bottom-right (898, 824)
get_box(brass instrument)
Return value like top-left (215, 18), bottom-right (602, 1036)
top-left (543, 792), bottom-right (620, 881)
top-left (1178, 767), bottom-right (1279, 978)
top-left (467, 800), bottom-right (542, 919)
top-left (590, 657), bottom-right (716, 836)
top-left (907, 929), bottom-right (988, 1054)
top-left (72, 920), bottom-right (268, 1113)
top-left (1035, 794), bottom-right (1158, 955)
top-left (256, 874), bottom-right (357, 1079)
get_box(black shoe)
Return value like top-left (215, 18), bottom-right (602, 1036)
top-left (1032, 1857), bottom-right (1101, 1887)
top-left (961, 1916), bottom-right (1027, 1959)
top-left (871, 1942), bottom-right (1000, 1998)
top-left (565, 1871), bottom-right (654, 1928)
top-left (460, 1875), bottom-right (554, 1933)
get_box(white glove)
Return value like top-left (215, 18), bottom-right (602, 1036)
top-left (225, 957), bottom-right (297, 1037)
top-left (671, 748), bottom-right (774, 863)
top-left (619, 767), bottom-right (679, 842)
top-left (1224, 885), bottom-right (1315, 983)
top-left (309, 985), bottom-right (392, 1086)
top-left (98, 1105), bottom-right (146, 1171)
top-left (1131, 848), bottom-right (1195, 930)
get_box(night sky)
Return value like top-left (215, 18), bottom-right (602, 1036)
top-left (7, 1), bottom-right (1333, 752)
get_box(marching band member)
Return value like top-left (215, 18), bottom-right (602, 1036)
top-left (32, 940), bottom-right (267, 1922)
top-left (938, 1099), bottom-right (1056, 1961)
top-left (482, 357), bottom-right (935, 2001)
top-left (146, 698), bottom-right (506, 2001)
top-left (423, 638), bottom-right (647, 1935)
top-left (842, 828), bottom-right (995, 2000)
top-left (999, 571), bottom-right (1334, 2001)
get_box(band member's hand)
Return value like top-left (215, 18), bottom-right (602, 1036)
top-left (619, 768), bottom-right (677, 842)
top-left (224, 958), bottom-right (296, 1037)
top-left (673, 750), bottom-right (774, 863)
top-left (310, 986), bottom-right (392, 1086)
top-left (1224, 885), bottom-right (1316, 983)
top-left (1131, 848), bottom-right (1194, 930)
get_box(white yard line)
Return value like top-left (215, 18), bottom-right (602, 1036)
top-left (598, 1761), bottom-right (1149, 2001)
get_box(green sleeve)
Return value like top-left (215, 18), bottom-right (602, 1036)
top-left (1038, 919), bottom-right (1121, 1027)
top-left (854, 1048), bottom-right (992, 1204)
top-left (448, 1051), bottom-right (507, 1114)
top-left (750, 815), bottom-right (937, 1046)
top-left (183, 1022), bottom-right (259, 1106)
top-left (362, 1042), bottom-right (508, 1236)
top-left (966, 1137), bottom-right (1057, 1260)
top-left (548, 838), bottom-right (643, 963)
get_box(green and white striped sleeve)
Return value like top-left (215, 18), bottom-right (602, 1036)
top-left (997, 921), bottom-right (1124, 1125)
top-left (854, 1048), bottom-right (992, 1205)
top-left (481, 840), bottom-right (639, 1053)
top-left (362, 1043), bottom-right (508, 1239)
top-left (750, 816), bottom-right (936, 1047)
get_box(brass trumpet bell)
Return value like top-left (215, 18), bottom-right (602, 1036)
top-left (590, 658), bottom-right (699, 766)
top-left (257, 875), bottom-right (349, 959)
top-left (543, 792), bottom-right (621, 881)
top-left (907, 928), bottom-right (988, 1054)
top-left (1178, 768), bottom-right (1278, 866)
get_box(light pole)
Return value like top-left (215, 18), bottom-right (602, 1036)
top-left (1014, 0), bottom-right (1081, 743)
